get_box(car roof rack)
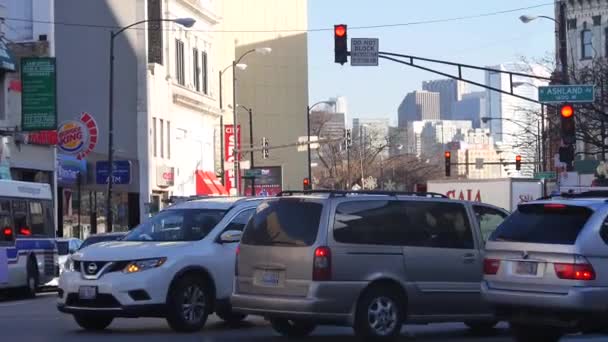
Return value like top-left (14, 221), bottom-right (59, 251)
top-left (553, 190), bottom-right (608, 199)
top-left (277, 190), bottom-right (448, 198)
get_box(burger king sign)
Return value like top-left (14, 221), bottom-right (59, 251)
top-left (57, 112), bottom-right (98, 160)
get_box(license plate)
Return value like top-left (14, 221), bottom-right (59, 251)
top-left (78, 286), bottom-right (97, 300)
top-left (515, 262), bottom-right (538, 275)
top-left (261, 271), bottom-right (280, 286)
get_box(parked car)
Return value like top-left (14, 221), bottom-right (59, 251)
top-left (232, 190), bottom-right (509, 340)
top-left (57, 196), bottom-right (263, 332)
top-left (79, 232), bottom-right (127, 250)
top-left (482, 192), bottom-right (608, 342)
top-left (45, 238), bottom-right (82, 287)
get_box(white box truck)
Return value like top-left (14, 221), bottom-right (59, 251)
top-left (427, 178), bottom-right (543, 212)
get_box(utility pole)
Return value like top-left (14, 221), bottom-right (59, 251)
top-left (558, 1), bottom-right (568, 84)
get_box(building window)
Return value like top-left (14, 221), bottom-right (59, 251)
top-left (193, 48), bottom-right (200, 92)
top-left (593, 16), bottom-right (601, 26)
top-left (567, 19), bottom-right (577, 30)
top-left (153, 118), bottom-right (157, 157)
top-left (175, 39), bottom-right (185, 85)
top-left (167, 121), bottom-right (171, 159)
top-left (160, 119), bottom-right (164, 158)
top-left (581, 29), bottom-right (593, 59)
top-left (201, 51), bottom-right (208, 94)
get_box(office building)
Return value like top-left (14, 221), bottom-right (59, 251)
top-left (422, 79), bottom-right (468, 119)
top-left (398, 90), bottom-right (440, 126)
top-left (408, 120), bottom-right (472, 159)
top-left (452, 91), bottom-right (486, 128)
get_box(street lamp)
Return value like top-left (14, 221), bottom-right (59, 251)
top-left (519, 15), bottom-right (557, 24)
top-left (106, 17), bottom-right (195, 232)
top-left (238, 104), bottom-right (255, 196)
top-left (307, 101), bottom-right (335, 184)
top-left (231, 47), bottom-right (271, 196)
top-left (520, 12), bottom-right (567, 84)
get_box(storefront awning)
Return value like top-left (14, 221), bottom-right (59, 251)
top-left (0, 41), bottom-right (16, 72)
top-left (195, 171), bottom-right (229, 196)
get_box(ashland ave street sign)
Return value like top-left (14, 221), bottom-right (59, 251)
top-left (538, 85), bottom-right (595, 103)
top-left (350, 38), bottom-right (379, 66)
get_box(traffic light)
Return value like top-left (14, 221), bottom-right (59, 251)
top-left (262, 137), bottom-right (269, 159)
top-left (559, 145), bottom-right (575, 164)
top-left (515, 155), bottom-right (522, 171)
top-left (334, 24), bottom-right (347, 65)
top-left (560, 103), bottom-right (576, 145)
top-left (344, 129), bottom-right (352, 148)
top-left (303, 177), bottom-right (311, 190)
top-left (444, 151), bottom-right (451, 177)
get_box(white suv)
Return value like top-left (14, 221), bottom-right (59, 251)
top-left (57, 197), bottom-right (261, 332)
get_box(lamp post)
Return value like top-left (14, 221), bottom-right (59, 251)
top-left (520, 12), bottom-right (568, 83)
top-left (219, 63), bottom-right (247, 186)
top-left (230, 47), bottom-right (271, 196)
top-left (238, 105), bottom-right (255, 196)
top-left (106, 17), bottom-right (195, 232)
top-left (307, 101), bottom-right (335, 185)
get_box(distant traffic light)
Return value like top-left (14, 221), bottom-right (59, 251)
top-left (515, 155), bottom-right (522, 171)
top-left (334, 24), bottom-right (347, 65)
top-left (303, 177), bottom-right (311, 191)
top-left (262, 137), bottom-right (269, 159)
top-left (560, 103), bottom-right (576, 145)
top-left (444, 151), bottom-right (451, 177)
top-left (559, 145), bottom-right (574, 164)
top-left (344, 129), bottom-right (352, 148)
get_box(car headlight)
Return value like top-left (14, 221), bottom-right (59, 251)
top-left (123, 258), bottom-right (167, 274)
top-left (64, 257), bottom-right (75, 272)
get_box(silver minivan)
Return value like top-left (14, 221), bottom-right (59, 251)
top-left (483, 195), bottom-right (608, 342)
top-left (232, 190), bottom-right (509, 340)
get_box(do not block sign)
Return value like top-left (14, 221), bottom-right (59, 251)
top-left (350, 38), bottom-right (379, 66)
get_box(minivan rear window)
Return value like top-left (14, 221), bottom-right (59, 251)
top-left (490, 204), bottom-right (593, 245)
top-left (241, 199), bottom-right (323, 247)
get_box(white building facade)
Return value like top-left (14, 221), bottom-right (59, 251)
top-left (408, 120), bottom-right (473, 159)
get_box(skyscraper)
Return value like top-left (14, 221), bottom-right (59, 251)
top-left (422, 79), bottom-right (468, 119)
top-left (452, 91), bottom-right (486, 128)
top-left (397, 90), bottom-right (440, 127)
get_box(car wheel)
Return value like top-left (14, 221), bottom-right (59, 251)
top-left (166, 275), bottom-right (209, 332)
top-left (464, 320), bottom-right (498, 334)
top-left (270, 318), bottom-right (316, 337)
top-left (216, 308), bottom-right (247, 325)
top-left (20, 258), bottom-right (38, 298)
top-left (354, 287), bottom-right (404, 341)
top-left (73, 314), bottom-right (113, 331)
top-left (510, 322), bottom-right (563, 342)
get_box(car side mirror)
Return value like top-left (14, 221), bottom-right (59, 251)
top-left (219, 230), bottom-right (242, 243)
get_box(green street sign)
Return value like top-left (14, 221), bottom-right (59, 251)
top-left (245, 169), bottom-right (262, 178)
top-left (21, 57), bottom-right (57, 131)
top-left (534, 171), bottom-right (557, 180)
top-left (538, 85), bottom-right (594, 103)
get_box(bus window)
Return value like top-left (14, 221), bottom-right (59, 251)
top-left (42, 201), bottom-right (54, 237)
top-left (12, 200), bottom-right (29, 236)
top-left (29, 201), bottom-right (45, 236)
top-left (0, 199), bottom-right (12, 244)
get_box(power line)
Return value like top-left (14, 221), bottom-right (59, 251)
top-left (0, 2), bottom-right (553, 34)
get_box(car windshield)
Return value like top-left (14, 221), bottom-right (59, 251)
top-left (80, 234), bottom-right (125, 249)
top-left (56, 241), bottom-right (69, 255)
top-left (123, 209), bottom-right (225, 242)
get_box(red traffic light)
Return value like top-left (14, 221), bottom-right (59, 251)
top-left (303, 178), bottom-right (310, 186)
top-left (515, 155), bottom-right (522, 162)
top-left (334, 25), bottom-right (346, 37)
top-left (2, 227), bottom-right (11, 237)
top-left (444, 151), bottom-right (451, 158)
top-left (561, 104), bottom-right (574, 118)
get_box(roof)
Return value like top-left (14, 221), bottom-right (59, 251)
top-left (167, 196), bottom-right (264, 211)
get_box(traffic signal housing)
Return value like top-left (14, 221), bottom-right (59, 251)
top-left (303, 177), bottom-right (311, 191)
top-left (515, 155), bottom-right (522, 171)
top-left (334, 24), bottom-right (347, 65)
top-left (560, 103), bottom-right (576, 145)
top-left (262, 137), bottom-right (269, 159)
top-left (444, 151), bottom-right (451, 177)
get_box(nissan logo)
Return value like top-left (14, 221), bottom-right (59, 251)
top-left (86, 262), bottom-right (98, 274)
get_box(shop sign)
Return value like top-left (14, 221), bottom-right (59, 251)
top-left (244, 166), bottom-right (282, 196)
top-left (224, 124), bottom-right (241, 194)
top-left (21, 57), bottom-right (56, 131)
top-left (96, 160), bottom-right (131, 185)
top-left (57, 154), bottom-right (87, 185)
top-left (157, 166), bottom-right (175, 187)
top-left (57, 112), bottom-right (98, 160)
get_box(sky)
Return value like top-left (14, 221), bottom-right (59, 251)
top-left (307, 0), bottom-right (556, 124)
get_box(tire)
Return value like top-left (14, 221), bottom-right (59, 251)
top-left (20, 257), bottom-right (38, 298)
top-left (270, 318), bottom-right (316, 337)
top-left (166, 275), bottom-right (210, 333)
top-left (216, 309), bottom-right (247, 325)
top-left (73, 314), bottom-right (113, 331)
top-left (353, 287), bottom-right (405, 341)
top-left (510, 322), bottom-right (563, 342)
top-left (465, 320), bottom-right (498, 334)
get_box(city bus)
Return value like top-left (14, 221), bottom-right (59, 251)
top-left (0, 180), bottom-right (57, 297)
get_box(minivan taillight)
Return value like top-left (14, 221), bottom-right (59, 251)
top-left (554, 260), bottom-right (595, 281)
top-left (483, 258), bottom-right (500, 275)
top-left (313, 246), bottom-right (331, 281)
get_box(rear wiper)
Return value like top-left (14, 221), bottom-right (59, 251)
top-left (271, 240), bottom-right (304, 246)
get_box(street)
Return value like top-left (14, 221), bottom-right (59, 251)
top-left (1, 293), bottom-right (606, 342)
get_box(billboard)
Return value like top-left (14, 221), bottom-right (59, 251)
top-left (224, 125), bottom-right (241, 194)
top-left (244, 166), bottom-right (283, 196)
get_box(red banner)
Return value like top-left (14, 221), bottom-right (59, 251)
top-left (224, 124), bottom-right (241, 194)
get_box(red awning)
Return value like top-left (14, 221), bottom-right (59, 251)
top-left (204, 171), bottom-right (229, 195)
top-left (195, 171), bottom-right (229, 196)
